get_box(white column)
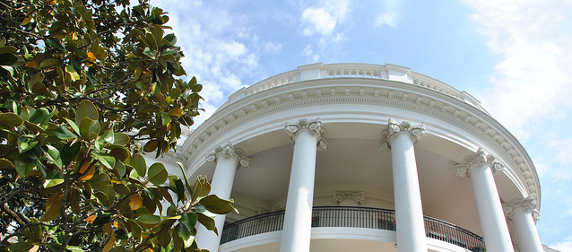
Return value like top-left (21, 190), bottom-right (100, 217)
top-left (195, 142), bottom-right (250, 252)
top-left (380, 119), bottom-right (427, 252)
top-left (504, 197), bottom-right (543, 252)
top-left (280, 119), bottom-right (327, 252)
top-left (456, 149), bottom-right (514, 252)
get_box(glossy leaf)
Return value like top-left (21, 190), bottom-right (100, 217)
top-left (148, 162), bottom-right (168, 185)
top-left (130, 153), bottom-right (147, 178)
top-left (0, 112), bottom-right (23, 129)
top-left (199, 195), bottom-right (238, 214)
top-left (75, 100), bottom-right (99, 124)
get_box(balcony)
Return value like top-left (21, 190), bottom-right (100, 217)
top-left (221, 206), bottom-right (485, 250)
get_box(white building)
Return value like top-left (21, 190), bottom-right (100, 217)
top-left (173, 63), bottom-right (544, 251)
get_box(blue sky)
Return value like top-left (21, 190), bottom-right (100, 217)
top-left (150, 0), bottom-right (572, 249)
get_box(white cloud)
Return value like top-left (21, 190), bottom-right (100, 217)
top-left (374, 0), bottom-right (401, 27)
top-left (551, 236), bottom-right (572, 251)
top-left (303, 44), bottom-right (320, 62)
top-left (303, 8), bottom-right (336, 35)
top-left (150, 0), bottom-right (264, 128)
top-left (301, 0), bottom-right (350, 37)
top-left (465, 0), bottom-right (572, 140)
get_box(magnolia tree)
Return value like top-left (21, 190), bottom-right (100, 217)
top-left (0, 0), bottom-right (235, 251)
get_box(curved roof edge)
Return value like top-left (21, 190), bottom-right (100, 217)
top-left (220, 63), bottom-right (488, 113)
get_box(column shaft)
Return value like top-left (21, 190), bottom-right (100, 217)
top-left (505, 197), bottom-right (543, 252)
top-left (280, 130), bottom-right (319, 252)
top-left (196, 143), bottom-right (249, 252)
top-left (468, 162), bottom-right (514, 252)
top-left (390, 132), bottom-right (427, 252)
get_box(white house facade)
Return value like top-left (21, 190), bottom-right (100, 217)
top-left (168, 63), bottom-right (543, 252)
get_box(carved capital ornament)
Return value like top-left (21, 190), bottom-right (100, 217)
top-left (285, 118), bottom-right (327, 151)
top-left (503, 196), bottom-right (540, 222)
top-left (206, 142), bottom-right (250, 168)
top-left (455, 148), bottom-right (505, 177)
top-left (379, 118), bottom-right (426, 151)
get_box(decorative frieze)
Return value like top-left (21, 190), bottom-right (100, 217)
top-left (206, 142), bottom-right (250, 168)
top-left (379, 118), bottom-right (426, 151)
top-left (332, 191), bottom-right (365, 205)
top-left (455, 148), bottom-right (505, 177)
top-left (503, 196), bottom-right (540, 221)
top-left (285, 118), bottom-right (327, 151)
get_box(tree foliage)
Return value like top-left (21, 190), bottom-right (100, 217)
top-left (0, 0), bottom-right (235, 251)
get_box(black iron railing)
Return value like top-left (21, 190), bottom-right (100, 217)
top-left (220, 206), bottom-right (485, 250)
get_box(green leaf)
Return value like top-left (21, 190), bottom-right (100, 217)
top-left (143, 140), bottom-right (158, 152)
top-left (53, 125), bottom-right (77, 140)
top-left (93, 153), bottom-right (116, 170)
top-left (136, 214), bottom-right (160, 228)
top-left (102, 130), bottom-right (114, 144)
top-left (191, 175), bottom-right (211, 203)
top-left (176, 162), bottom-right (195, 201)
top-left (0, 158), bottom-right (14, 169)
top-left (196, 211), bottom-right (217, 235)
top-left (65, 118), bottom-right (81, 136)
top-left (174, 222), bottom-right (194, 248)
top-left (0, 46), bottom-right (16, 54)
top-left (0, 53), bottom-right (18, 66)
top-left (39, 58), bottom-right (60, 69)
top-left (169, 177), bottom-right (186, 202)
top-left (43, 171), bottom-right (64, 188)
top-left (8, 242), bottom-right (34, 252)
top-left (148, 162), bottom-right (168, 185)
top-left (17, 136), bottom-right (38, 153)
top-left (0, 112), bottom-right (23, 129)
top-left (28, 72), bottom-right (44, 92)
top-left (14, 155), bottom-right (34, 178)
top-left (113, 132), bottom-right (130, 145)
top-left (61, 141), bottom-right (80, 166)
top-left (28, 108), bottom-right (49, 125)
top-left (130, 153), bottom-right (146, 178)
top-left (79, 117), bottom-right (100, 141)
top-left (75, 100), bottom-right (99, 125)
top-left (199, 195), bottom-right (237, 214)
top-left (43, 144), bottom-right (63, 169)
top-left (88, 174), bottom-right (110, 191)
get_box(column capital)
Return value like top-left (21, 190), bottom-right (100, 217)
top-left (503, 196), bottom-right (540, 221)
top-left (455, 148), bottom-right (505, 177)
top-left (379, 118), bottom-right (425, 151)
top-left (285, 118), bottom-right (327, 151)
top-left (206, 142), bottom-right (250, 168)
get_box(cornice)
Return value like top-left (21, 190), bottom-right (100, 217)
top-left (182, 77), bottom-right (540, 209)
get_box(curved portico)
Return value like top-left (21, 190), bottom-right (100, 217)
top-left (176, 63), bottom-right (542, 251)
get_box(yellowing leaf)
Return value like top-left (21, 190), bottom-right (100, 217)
top-left (41, 191), bottom-right (64, 221)
top-left (20, 15), bottom-right (33, 26)
top-left (167, 107), bottom-right (184, 117)
top-left (86, 52), bottom-right (97, 62)
top-left (128, 194), bottom-right (143, 211)
top-left (25, 61), bottom-right (37, 68)
top-left (85, 215), bottom-right (97, 224)
top-left (78, 161), bottom-right (95, 180)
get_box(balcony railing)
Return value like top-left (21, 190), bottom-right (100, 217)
top-left (220, 206), bottom-right (485, 250)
